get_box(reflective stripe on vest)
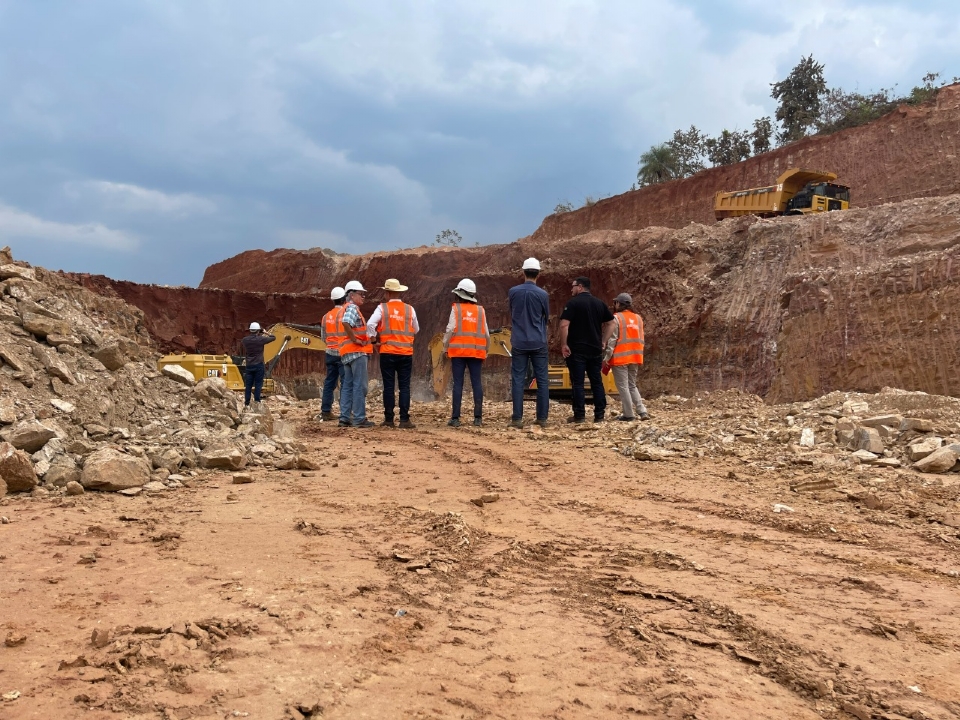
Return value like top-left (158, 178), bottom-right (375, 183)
top-left (323, 307), bottom-right (345, 353)
top-left (610, 311), bottom-right (644, 366)
top-left (448, 303), bottom-right (487, 359)
top-left (337, 304), bottom-right (372, 355)
top-left (377, 300), bottom-right (415, 355)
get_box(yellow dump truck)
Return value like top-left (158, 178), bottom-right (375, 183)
top-left (714, 168), bottom-right (850, 220)
top-left (157, 323), bottom-right (327, 395)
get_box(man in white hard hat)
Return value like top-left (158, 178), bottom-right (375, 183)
top-left (507, 257), bottom-right (550, 428)
top-left (443, 278), bottom-right (489, 427)
top-left (319, 287), bottom-right (347, 421)
top-left (337, 281), bottom-right (374, 427)
top-left (367, 278), bottom-right (419, 428)
top-left (240, 321), bottom-right (277, 411)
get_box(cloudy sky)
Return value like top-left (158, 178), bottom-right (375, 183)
top-left (0, 1), bottom-right (956, 285)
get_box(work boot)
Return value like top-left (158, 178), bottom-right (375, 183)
top-left (593, 414), bottom-right (606, 423)
top-left (639, 412), bottom-right (651, 421)
top-left (353, 419), bottom-right (374, 428)
top-left (473, 417), bottom-right (483, 427)
top-left (381, 419), bottom-right (396, 428)
top-left (447, 418), bottom-right (461, 428)
top-left (535, 419), bottom-right (548, 428)
top-left (566, 416), bottom-right (585, 424)
top-left (508, 419), bottom-right (524, 429)
top-left (338, 420), bottom-right (350, 427)
top-left (398, 420), bottom-right (416, 429)
top-left (616, 415), bottom-right (637, 422)
top-left (320, 412), bottom-right (335, 421)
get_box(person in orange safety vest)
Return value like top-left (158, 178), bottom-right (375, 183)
top-left (443, 279), bottom-right (490, 427)
top-left (319, 286), bottom-right (347, 421)
top-left (602, 292), bottom-right (650, 421)
top-left (366, 278), bottom-right (419, 428)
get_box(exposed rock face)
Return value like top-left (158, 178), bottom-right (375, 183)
top-left (63, 87), bottom-right (960, 402)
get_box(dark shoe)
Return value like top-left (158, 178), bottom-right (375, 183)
top-left (447, 418), bottom-right (461, 428)
top-left (534, 419), bottom-right (548, 428)
top-left (398, 420), bottom-right (416, 429)
top-left (508, 419), bottom-right (524, 429)
top-left (473, 418), bottom-right (483, 427)
top-left (338, 420), bottom-right (350, 427)
top-left (380, 419), bottom-right (396, 427)
top-left (320, 412), bottom-right (335, 421)
top-left (594, 415), bottom-right (606, 423)
top-left (639, 412), bottom-right (651, 421)
top-left (616, 415), bottom-right (637, 422)
top-left (566, 416), bottom-right (585, 424)
top-left (353, 419), bottom-right (374, 428)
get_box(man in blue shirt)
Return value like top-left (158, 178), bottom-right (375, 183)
top-left (508, 257), bottom-right (550, 428)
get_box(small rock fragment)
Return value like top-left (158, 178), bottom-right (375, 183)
top-left (232, 473), bottom-right (254, 484)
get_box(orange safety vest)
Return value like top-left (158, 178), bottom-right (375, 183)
top-left (337, 304), bottom-right (372, 355)
top-left (447, 303), bottom-right (488, 359)
top-left (610, 310), bottom-right (644, 366)
top-left (322, 307), bottom-right (346, 353)
top-left (376, 300), bottom-right (415, 355)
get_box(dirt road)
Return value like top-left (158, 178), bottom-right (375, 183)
top-left (2, 400), bottom-right (959, 719)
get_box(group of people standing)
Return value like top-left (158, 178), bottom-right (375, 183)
top-left (244, 256), bottom-right (648, 428)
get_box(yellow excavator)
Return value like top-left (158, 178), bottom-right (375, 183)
top-left (157, 323), bottom-right (328, 395)
top-left (429, 328), bottom-right (617, 399)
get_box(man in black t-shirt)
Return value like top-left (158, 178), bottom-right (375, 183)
top-left (559, 277), bottom-right (615, 422)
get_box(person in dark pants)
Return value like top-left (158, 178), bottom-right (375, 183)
top-left (443, 279), bottom-right (489, 427)
top-left (367, 278), bottom-right (419, 428)
top-left (240, 321), bottom-right (277, 410)
top-left (507, 257), bottom-right (550, 428)
top-left (559, 277), bottom-right (614, 423)
top-left (319, 286), bottom-right (347, 421)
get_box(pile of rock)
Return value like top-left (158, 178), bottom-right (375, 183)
top-left (617, 387), bottom-right (960, 477)
top-left (0, 250), bottom-right (316, 500)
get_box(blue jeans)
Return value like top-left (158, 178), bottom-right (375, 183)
top-left (566, 353), bottom-right (606, 420)
top-left (511, 347), bottom-right (549, 421)
top-left (339, 355), bottom-right (369, 425)
top-left (243, 363), bottom-right (265, 406)
top-left (380, 353), bottom-right (413, 422)
top-left (451, 357), bottom-right (483, 420)
top-left (321, 353), bottom-right (344, 414)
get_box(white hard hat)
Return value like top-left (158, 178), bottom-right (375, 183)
top-left (344, 280), bottom-right (366, 292)
top-left (522, 257), bottom-right (541, 271)
top-left (330, 286), bottom-right (346, 300)
top-left (249, 322), bottom-right (261, 331)
top-left (455, 278), bottom-right (477, 295)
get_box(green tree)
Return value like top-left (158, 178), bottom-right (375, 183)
top-left (667, 125), bottom-right (708, 177)
top-left (704, 129), bottom-right (752, 166)
top-left (636, 143), bottom-right (677, 186)
top-left (771, 55), bottom-right (827, 144)
top-left (751, 117), bottom-right (773, 155)
top-left (553, 200), bottom-right (575, 214)
top-left (434, 229), bottom-right (463, 247)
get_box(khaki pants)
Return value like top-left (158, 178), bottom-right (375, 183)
top-left (612, 363), bottom-right (646, 418)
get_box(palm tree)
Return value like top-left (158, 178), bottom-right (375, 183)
top-left (637, 144), bottom-right (677, 186)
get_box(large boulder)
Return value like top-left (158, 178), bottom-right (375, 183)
top-left (913, 447), bottom-right (959, 474)
top-left (0, 420), bottom-right (57, 452)
top-left (161, 363), bottom-right (196, 387)
top-left (93, 344), bottom-right (128, 372)
top-left (21, 312), bottom-right (72, 339)
top-left (853, 427), bottom-right (884, 454)
top-left (80, 449), bottom-right (151, 492)
top-left (199, 446), bottom-right (246, 470)
top-left (0, 441), bottom-right (39, 493)
top-left (45, 458), bottom-right (81, 487)
top-left (31, 345), bottom-right (76, 384)
top-left (194, 377), bottom-right (229, 401)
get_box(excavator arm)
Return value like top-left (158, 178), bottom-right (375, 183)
top-left (261, 323), bottom-right (328, 378)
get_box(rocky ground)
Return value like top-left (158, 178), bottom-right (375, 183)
top-left (2, 253), bottom-right (960, 719)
